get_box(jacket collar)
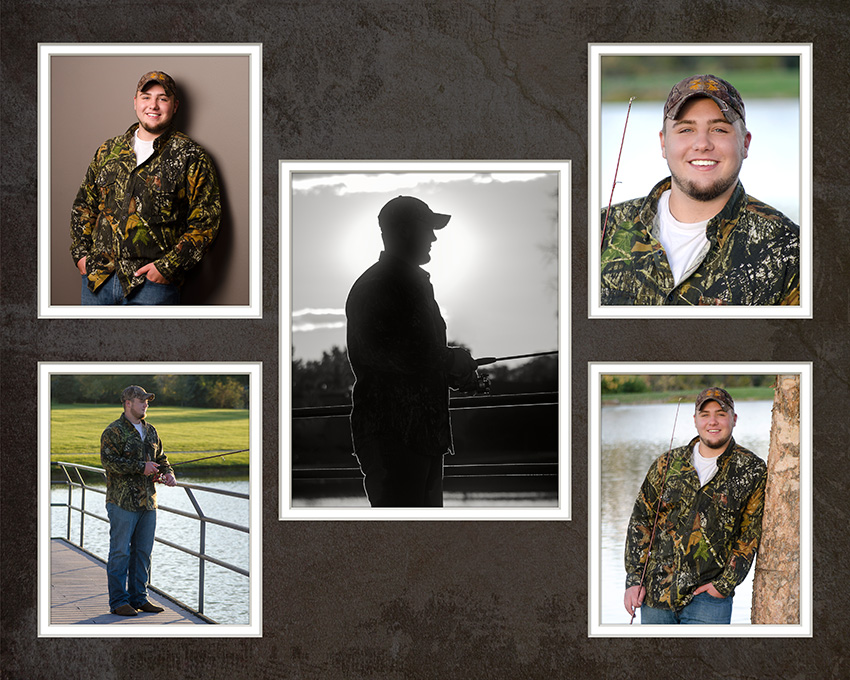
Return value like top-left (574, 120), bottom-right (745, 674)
top-left (123, 122), bottom-right (176, 150)
top-left (685, 435), bottom-right (736, 465)
top-left (643, 176), bottom-right (747, 247)
top-left (119, 412), bottom-right (147, 429)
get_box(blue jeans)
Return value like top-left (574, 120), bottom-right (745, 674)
top-left (106, 503), bottom-right (157, 610)
top-left (641, 591), bottom-right (734, 624)
top-left (81, 273), bottom-right (180, 305)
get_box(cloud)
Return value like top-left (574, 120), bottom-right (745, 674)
top-left (292, 308), bottom-right (346, 333)
top-left (292, 172), bottom-right (551, 196)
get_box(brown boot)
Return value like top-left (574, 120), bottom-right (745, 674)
top-left (136, 601), bottom-right (165, 613)
top-left (111, 604), bottom-right (138, 616)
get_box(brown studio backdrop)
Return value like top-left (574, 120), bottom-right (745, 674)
top-left (49, 54), bottom-right (251, 305)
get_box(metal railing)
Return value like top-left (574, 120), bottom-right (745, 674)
top-left (292, 392), bottom-right (559, 483)
top-left (51, 461), bottom-right (249, 619)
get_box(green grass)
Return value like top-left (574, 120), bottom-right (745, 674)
top-left (49, 404), bottom-right (250, 468)
top-left (602, 386), bottom-right (775, 405)
top-left (601, 70), bottom-right (799, 102)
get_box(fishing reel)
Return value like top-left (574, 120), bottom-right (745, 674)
top-left (473, 372), bottom-right (491, 395)
top-left (453, 370), bottom-right (491, 396)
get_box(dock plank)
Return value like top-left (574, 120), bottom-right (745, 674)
top-left (50, 538), bottom-right (210, 625)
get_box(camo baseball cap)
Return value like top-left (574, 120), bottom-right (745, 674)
top-left (664, 74), bottom-right (746, 124)
top-left (378, 196), bottom-right (451, 231)
top-left (695, 386), bottom-right (734, 412)
top-left (136, 71), bottom-right (178, 97)
top-left (121, 385), bottom-right (155, 402)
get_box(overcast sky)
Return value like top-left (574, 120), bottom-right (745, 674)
top-left (289, 171), bottom-right (560, 364)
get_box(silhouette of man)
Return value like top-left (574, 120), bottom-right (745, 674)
top-left (345, 196), bottom-right (478, 507)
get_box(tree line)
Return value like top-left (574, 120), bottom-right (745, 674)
top-left (51, 374), bottom-right (249, 409)
top-left (602, 374), bottom-right (774, 395)
top-left (292, 345), bottom-right (558, 408)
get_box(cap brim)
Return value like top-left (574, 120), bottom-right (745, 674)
top-left (432, 213), bottom-right (451, 229)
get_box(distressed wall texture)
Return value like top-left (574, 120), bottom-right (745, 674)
top-left (3, 0), bottom-right (849, 678)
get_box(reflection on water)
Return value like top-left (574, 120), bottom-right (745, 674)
top-left (600, 400), bottom-right (771, 625)
top-left (294, 491), bottom-right (557, 508)
top-left (51, 476), bottom-right (250, 625)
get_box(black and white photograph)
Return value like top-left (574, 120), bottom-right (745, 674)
top-left (281, 162), bottom-right (568, 519)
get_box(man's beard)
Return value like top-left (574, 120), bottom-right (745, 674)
top-left (139, 119), bottom-right (170, 136)
top-left (670, 161), bottom-right (742, 203)
top-left (699, 431), bottom-right (732, 451)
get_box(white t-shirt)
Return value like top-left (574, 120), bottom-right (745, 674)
top-left (657, 190), bottom-right (710, 286)
top-left (134, 130), bottom-right (155, 166)
top-left (692, 442), bottom-right (719, 487)
top-left (133, 422), bottom-right (146, 440)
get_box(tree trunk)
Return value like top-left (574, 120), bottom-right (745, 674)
top-left (751, 374), bottom-right (801, 624)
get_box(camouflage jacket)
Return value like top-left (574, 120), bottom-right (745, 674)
top-left (101, 413), bottom-right (172, 512)
top-left (625, 437), bottom-right (766, 611)
top-left (346, 252), bottom-right (455, 457)
top-left (601, 178), bottom-right (799, 305)
top-left (70, 124), bottom-right (221, 297)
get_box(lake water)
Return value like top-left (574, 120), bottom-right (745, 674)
top-left (601, 99), bottom-right (801, 223)
top-left (51, 476), bottom-right (250, 625)
top-left (599, 400), bottom-right (772, 625)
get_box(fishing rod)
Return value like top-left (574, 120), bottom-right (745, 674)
top-left (455, 351), bottom-right (558, 396)
top-left (630, 398), bottom-right (681, 624)
top-left (601, 97), bottom-right (636, 249)
top-left (475, 351), bottom-right (558, 367)
top-left (153, 448), bottom-right (249, 483)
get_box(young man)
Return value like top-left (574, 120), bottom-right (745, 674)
top-left (101, 385), bottom-right (176, 616)
top-left (70, 71), bottom-right (221, 305)
top-left (345, 196), bottom-right (478, 507)
top-left (623, 387), bottom-right (767, 624)
top-left (601, 74), bottom-right (799, 306)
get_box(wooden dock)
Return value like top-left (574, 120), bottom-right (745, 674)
top-left (50, 538), bottom-right (210, 625)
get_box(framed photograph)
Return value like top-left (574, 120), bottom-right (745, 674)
top-left (588, 43), bottom-right (812, 317)
top-left (588, 362), bottom-right (812, 637)
top-left (38, 362), bottom-right (262, 637)
top-left (279, 161), bottom-right (570, 520)
top-left (37, 44), bottom-right (262, 317)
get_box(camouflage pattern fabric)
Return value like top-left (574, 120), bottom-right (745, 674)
top-left (601, 178), bottom-right (799, 305)
top-left (346, 252), bottom-right (456, 458)
top-left (70, 124), bottom-right (221, 298)
top-left (625, 437), bottom-right (766, 611)
top-left (101, 413), bottom-right (172, 511)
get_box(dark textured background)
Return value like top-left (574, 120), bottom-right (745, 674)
top-left (2, 1), bottom-right (849, 678)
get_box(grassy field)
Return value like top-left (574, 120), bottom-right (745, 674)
top-left (50, 404), bottom-right (250, 469)
top-left (602, 386), bottom-right (775, 405)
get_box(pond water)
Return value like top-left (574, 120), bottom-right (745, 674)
top-left (601, 99), bottom-right (801, 223)
top-left (51, 475), bottom-right (251, 625)
top-left (598, 400), bottom-right (772, 625)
